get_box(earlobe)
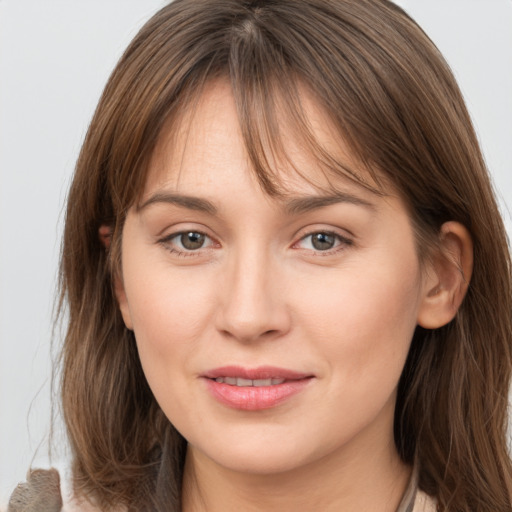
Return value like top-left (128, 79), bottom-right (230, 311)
top-left (417, 221), bottom-right (473, 329)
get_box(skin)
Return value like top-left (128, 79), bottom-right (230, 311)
top-left (115, 80), bottom-right (472, 511)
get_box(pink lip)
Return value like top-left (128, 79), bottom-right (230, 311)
top-left (202, 366), bottom-right (313, 411)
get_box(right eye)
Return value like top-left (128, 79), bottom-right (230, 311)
top-left (160, 230), bottom-right (215, 256)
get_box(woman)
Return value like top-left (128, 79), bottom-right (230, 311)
top-left (9, 0), bottom-right (512, 510)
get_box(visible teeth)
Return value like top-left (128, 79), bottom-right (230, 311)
top-left (253, 378), bottom-right (272, 386)
top-left (213, 377), bottom-right (286, 386)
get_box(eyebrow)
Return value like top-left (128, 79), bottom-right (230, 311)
top-left (138, 192), bottom-right (217, 214)
top-left (284, 193), bottom-right (375, 215)
top-left (138, 190), bottom-right (375, 216)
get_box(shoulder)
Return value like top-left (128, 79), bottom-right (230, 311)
top-left (7, 468), bottom-right (103, 512)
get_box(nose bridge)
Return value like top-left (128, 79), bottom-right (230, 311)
top-left (216, 240), bottom-right (289, 342)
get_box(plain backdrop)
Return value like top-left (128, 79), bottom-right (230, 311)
top-left (1, 0), bottom-right (511, 506)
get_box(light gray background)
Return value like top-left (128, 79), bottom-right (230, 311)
top-left (1, 0), bottom-right (511, 506)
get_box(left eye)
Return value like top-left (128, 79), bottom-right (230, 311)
top-left (166, 231), bottom-right (212, 251)
top-left (297, 232), bottom-right (348, 251)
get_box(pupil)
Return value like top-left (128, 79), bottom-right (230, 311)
top-left (312, 233), bottom-right (335, 250)
top-left (181, 232), bottom-right (205, 250)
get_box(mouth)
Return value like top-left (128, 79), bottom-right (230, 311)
top-left (202, 366), bottom-right (313, 410)
top-left (212, 377), bottom-right (286, 386)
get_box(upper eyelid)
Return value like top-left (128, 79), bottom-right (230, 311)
top-left (293, 225), bottom-right (354, 243)
top-left (158, 223), bottom-right (216, 240)
top-left (154, 218), bottom-right (213, 237)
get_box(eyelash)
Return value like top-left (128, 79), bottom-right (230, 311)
top-left (293, 231), bottom-right (353, 256)
top-left (158, 230), bottom-right (353, 258)
top-left (158, 230), bottom-right (216, 258)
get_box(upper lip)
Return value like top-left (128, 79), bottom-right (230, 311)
top-left (202, 366), bottom-right (312, 380)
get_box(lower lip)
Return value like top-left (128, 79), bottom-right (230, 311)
top-left (204, 378), bottom-right (312, 410)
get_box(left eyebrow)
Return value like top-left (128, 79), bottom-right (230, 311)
top-left (283, 193), bottom-right (376, 215)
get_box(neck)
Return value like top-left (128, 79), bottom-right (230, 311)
top-left (181, 407), bottom-right (411, 512)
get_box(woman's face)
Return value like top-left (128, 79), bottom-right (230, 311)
top-left (117, 80), bottom-right (431, 475)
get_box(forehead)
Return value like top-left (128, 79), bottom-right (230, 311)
top-left (143, 78), bottom-right (385, 202)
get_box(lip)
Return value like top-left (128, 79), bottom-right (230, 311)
top-left (202, 366), bottom-right (314, 411)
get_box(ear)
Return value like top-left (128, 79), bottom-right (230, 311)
top-left (417, 221), bottom-right (473, 329)
top-left (99, 224), bottom-right (112, 250)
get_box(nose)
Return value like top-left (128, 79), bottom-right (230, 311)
top-left (215, 248), bottom-right (291, 343)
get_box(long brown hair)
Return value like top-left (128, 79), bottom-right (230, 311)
top-left (59, 0), bottom-right (512, 510)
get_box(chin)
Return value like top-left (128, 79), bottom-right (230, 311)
top-left (201, 445), bottom-right (312, 475)
top-left (184, 423), bottom-right (336, 477)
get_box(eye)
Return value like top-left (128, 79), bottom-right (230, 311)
top-left (309, 232), bottom-right (337, 251)
top-left (296, 231), bottom-right (352, 252)
top-left (160, 230), bottom-right (215, 254)
top-left (177, 231), bottom-right (207, 250)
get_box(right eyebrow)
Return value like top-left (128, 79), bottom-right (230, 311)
top-left (138, 192), bottom-right (217, 215)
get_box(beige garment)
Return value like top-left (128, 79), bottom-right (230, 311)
top-left (412, 490), bottom-right (438, 512)
top-left (396, 462), bottom-right (438, 512)
top-left (8, 466), bottom-right (437, 512)
top-left (8, 469), bottom-right (62, 512)
top-left (7, 469), bottom-right (98, 512)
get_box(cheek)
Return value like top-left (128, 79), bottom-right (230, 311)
top-left (293, 256), bottom-right (422, 382)
top-left (121, 251), bottom-right (218, 383)
top-left (124, 268), bottom-right (219, 424)
top-left (133, 281), bottom-right (213, 342)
